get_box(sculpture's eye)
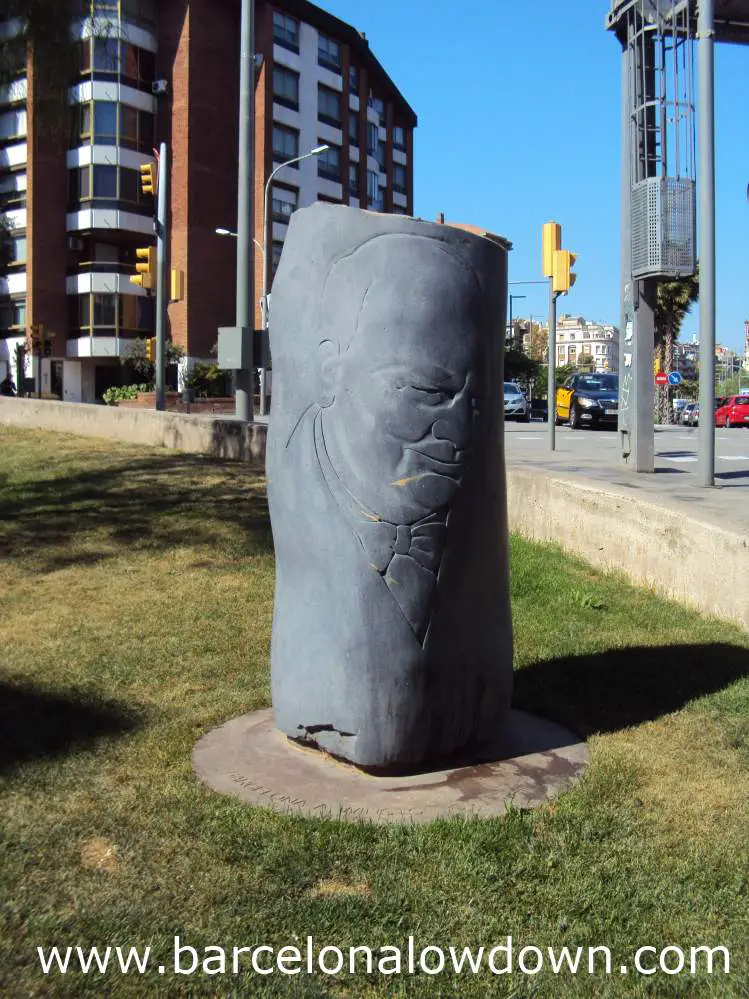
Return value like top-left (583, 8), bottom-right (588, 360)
top-left (410, 385), bottom-right (449, 405)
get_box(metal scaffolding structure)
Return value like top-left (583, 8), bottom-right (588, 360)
top-left (606, 0), bottom-right (749, 482)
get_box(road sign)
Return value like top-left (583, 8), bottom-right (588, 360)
top-left (668, 371), bottom-right (682, 386)
top-left (655, 372), bottom-right (669, 386)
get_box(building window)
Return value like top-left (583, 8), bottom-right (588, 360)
top-left (392, 163), bottom-right (406, 194)
top-left (348, 111), bottom-right (359, 146)
top-left (0, 109), bottom-right (27, 140)
top-left (0, 299), bottom-right (26, 330)
top-left (73, 100), bottom-right (153, 152)
top-left (348, 162), bottom-right (359, 197)
top-left (392, 205), bottom-right (407, 215)
top-left (120, 0), bottom-right (156, 27)
top-left (69, 291), bottom-right (153, 335)
top-left (271, 240), bottom-right (283, 275)
top-left (318, 32), bottom-right (341, 72)
top-left (366, 170), bottom-right (383, 209)
top-left (273, 66), bottom-right (299, 110)
top-left (272, 184), bottom-right (297, 221)
top-left (92, 164), bottom-right (117, 198)
top-left (272, 124), bottom-right (298, 163)
top-left (376, 142), bottom-right (386, 171)
top-left (68, 164), bottom-right (152, 209)
top-left (368, 95), bottom-right (385, 126)
top-left (9, 233), bottom-right (26, 264)
top-left (318, 85), bottom-right (341, 126)
top-left (366, 121), bottom-right (378, 156)
top-left (273, 11), bottom-right (299, 51)
top-left (349, 65), bottom-right (358, 92)
top-left (93, 37), bottom-right (119, 72)
top-left (79, 37), bottom-right (155, 87)
top-left (317, 143), bottom-right (341, 181)
top-left (392, 125), bottom-right (405, 150)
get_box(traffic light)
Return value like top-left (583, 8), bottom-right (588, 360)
top-left (130, 246), bottom-right (156, 290)
top-left (145, 337), bottom-right (156, 362)
top-left (139, 161), bottom-right (157, 197)
top-left (552, 249), bottom-right (577, 294)
top-left (542, 221), bottom-right (561, 277)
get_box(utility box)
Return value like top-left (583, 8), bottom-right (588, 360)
top-left (217, 326), bottom-right (269, 370)
top-left (631, 177), bottom-right (696, 280)
top-left (217, 326), bottom-right (253, 370)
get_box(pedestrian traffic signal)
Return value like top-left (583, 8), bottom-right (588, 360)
top-left (145, 336), bottom-right (156, 362)
top-left (542, 222), bottom-right (561, 277)
top-left (130, 246), bottom-right (156, 290)
top-left (139, 161), bottom-right (157, 197)
top-left (552, 249), bottom-right (577, 294)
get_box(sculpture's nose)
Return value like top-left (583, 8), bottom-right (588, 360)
top-left (431, 383), bottom-right (473, 451)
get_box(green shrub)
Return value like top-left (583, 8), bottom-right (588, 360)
top-left (102, 383), bottom-right (152, 406)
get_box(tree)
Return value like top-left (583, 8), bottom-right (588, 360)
top-left (654, 266), bottom-right (699, 424)
top-left (1, 2), bottom-right (78, 137)
top-left (577, 353), bottom-right (595, 371)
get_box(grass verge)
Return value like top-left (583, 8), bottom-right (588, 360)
top-left (1, 426), bottom-right (748, 997)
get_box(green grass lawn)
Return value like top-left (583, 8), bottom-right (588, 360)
top-left (1, 426), bottom-right (748, 998)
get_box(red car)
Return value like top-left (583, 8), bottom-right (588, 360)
top-left (714, 394), bottom-right (749, 428)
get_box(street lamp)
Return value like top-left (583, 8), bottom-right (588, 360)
top-left (216, 227), bottom-right (264, 257)
top-left (259, 144), bottom-right (329, 416)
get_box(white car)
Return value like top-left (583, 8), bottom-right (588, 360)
top-left (504, 382), bottom-right (529, 422)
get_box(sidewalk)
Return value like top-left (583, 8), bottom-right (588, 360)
top-left (505, 422), bottom-right (749, 534)
top-left (504, 422), bottom-right (748, 632)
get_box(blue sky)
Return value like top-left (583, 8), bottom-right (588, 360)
top-left (322, 0), bottom-right (748, 355)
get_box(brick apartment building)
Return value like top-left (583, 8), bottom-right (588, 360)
top-left (0, 0), bottom-right (416, 402)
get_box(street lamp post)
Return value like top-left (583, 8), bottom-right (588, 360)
top-left (259, 144), bottom-right (329, 416)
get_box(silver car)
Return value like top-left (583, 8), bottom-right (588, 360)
top-left (504, 382), bottom-right (529, 422)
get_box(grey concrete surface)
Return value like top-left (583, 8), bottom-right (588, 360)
top-left (267, 204), bottom-right (513, 769)
top-left (192, 708), bottom-right (589, 823)
top-left (505, 421), bottom-right (749, 533)
top-left (505, 421), bottom-right (748, 631)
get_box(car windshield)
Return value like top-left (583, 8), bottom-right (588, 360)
top-left (504, 383), bottom-right (522, 393)
top-left (735, 396), bottom-right (749, 405)
top-left (576, 375), bottom-right (618, 392)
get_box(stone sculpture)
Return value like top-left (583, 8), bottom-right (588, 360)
top-left (266, 204), bottom-right (513, 770)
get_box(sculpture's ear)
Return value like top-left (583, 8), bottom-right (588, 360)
top-left (317, 338), bottom-right (341, 408)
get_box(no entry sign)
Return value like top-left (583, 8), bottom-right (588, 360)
top-left (655, 372), bottom-right (669, 386)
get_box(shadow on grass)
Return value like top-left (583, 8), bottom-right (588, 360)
top-left (0, 453), bottom-right (273, 571)
top-left (514, 642), bottom-right (749, 737)
top-left (0, 679), bottom-right (142, 774)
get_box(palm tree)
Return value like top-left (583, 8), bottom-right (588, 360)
top-left (654, 265), bottom-right (699, 424)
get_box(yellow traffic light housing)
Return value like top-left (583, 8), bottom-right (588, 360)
top-left (145, 337), bottom-right (156, 362)
top-left (552, 249), bottom-right (577, 294)
top-left (130, 246), bottom-right (156, 290)
top-left (542, 221), bottom-right (561, 277)
top-left (139, 161), bottom-right (157, 197)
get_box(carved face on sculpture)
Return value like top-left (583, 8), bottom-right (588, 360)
top-left (316, 236), bottom-right (483, 527)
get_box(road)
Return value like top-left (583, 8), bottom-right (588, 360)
top-left (503, 421), bottom-right (749, 534)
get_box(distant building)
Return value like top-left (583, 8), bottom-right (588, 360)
top-left (553, 314), bottom-right (619, 373)
top-left (743, 320), bottom-right (749, 372)
top-left (0, 0), bottom-right (416, 400)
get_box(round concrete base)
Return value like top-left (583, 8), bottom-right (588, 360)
top-left (192, 709), bottom-right (588, 824)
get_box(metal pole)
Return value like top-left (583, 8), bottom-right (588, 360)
top-left (155, 141), bottom-right (168, 412)
top-left (548, 278), bottom-right (557, 450)
top-left (260, 166), bottom-right (272, 417)
top-left (697, 0), bottom-right (715, 487)
top-left (234, 0), bottom-right (254, 423)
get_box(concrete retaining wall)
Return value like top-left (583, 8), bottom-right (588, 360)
top-left (1, 397), bottom-right (746, 631)
top-left (0, 397), bottom-right (267, 465)
top-left (506, 467), bottom-right (748, 633)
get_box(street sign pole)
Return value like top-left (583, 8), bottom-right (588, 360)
top-left (547, 278), bottom-right (557, 451)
